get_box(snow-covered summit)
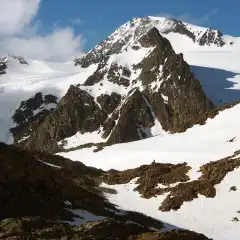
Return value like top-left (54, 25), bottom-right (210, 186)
top-left (148, 16), bottom-right (224, 46)
top-left (75, 16), bottom-right (226, 67)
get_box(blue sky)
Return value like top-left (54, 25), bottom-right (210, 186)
top-left (0, 0), bottom-right (238, 61)
top-left (37, 0), bottom-right (240, 51)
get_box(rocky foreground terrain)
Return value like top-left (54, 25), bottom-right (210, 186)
top-left (0, 142), bottom-right (212, 239)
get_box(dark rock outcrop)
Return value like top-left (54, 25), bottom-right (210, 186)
top-left (84, 57), bottom-right (109, 86)
top-left (106, 62), bottom-right (131, 87)
top-left (10, 92), bottom-right (57, 145)
top-left (198, 28), bottom-right (225, 47)
top-left (136, 28), bottom-right (214, 132)
top-left (11, 55), bottom-right (28, 65)
top-left (103, 89), bottom-right (156, 144)
top-left (97, 92), bottom-right (121, 114)
top-left (0, 57), bottom-right (7, 74)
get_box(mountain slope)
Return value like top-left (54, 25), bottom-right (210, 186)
top-left (10, 27), bottom-right (214, 153)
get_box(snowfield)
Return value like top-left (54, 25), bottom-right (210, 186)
top-left (1, 16), bottom-right (240, 239)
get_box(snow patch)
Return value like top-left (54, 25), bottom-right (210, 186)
top-left (17, 134), bottom-right (30, 143)
top-left (38, 160), bottom-right (61, 169)
top-left (59, 130), bottom-right (104, 150)
top-left (65, 209), bottom-right (105, 226)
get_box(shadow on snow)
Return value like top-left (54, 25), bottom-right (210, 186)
top-left (191, 65), bottom-right (240, 106)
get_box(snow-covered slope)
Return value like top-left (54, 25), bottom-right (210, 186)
top-left (60, 103), bottom-right (240, 170)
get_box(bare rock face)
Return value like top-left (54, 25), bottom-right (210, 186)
top-left (136, 28), bottom-right (214, 132)
top-left (198, 28), bottom-right (225, 46)
top-left (0, 57), bottom-right (7, 74)
top-left (103, 89), bottom-right (156, 145)
top-left (97, 93), bottom-right (122, 114)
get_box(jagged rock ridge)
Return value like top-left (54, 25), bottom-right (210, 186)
top-left (13, 26), bottom-right (215, 153)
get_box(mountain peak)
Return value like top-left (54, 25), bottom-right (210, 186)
top-left (75, 16), bottom-right (225, 68)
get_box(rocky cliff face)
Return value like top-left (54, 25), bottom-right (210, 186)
top-left (0, 57), bottom-right (8, 74)
top-left (136, 28), bottom-right (214, 132)
top-left (13, 25), bottom-right (215, 153)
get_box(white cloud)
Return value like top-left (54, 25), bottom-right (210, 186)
top-left (2, 28), bottom-right (83, 62)
top-left (0, 0), bottom-right (84, 61)
top-left (0, 0), bottom-right (40, 36)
